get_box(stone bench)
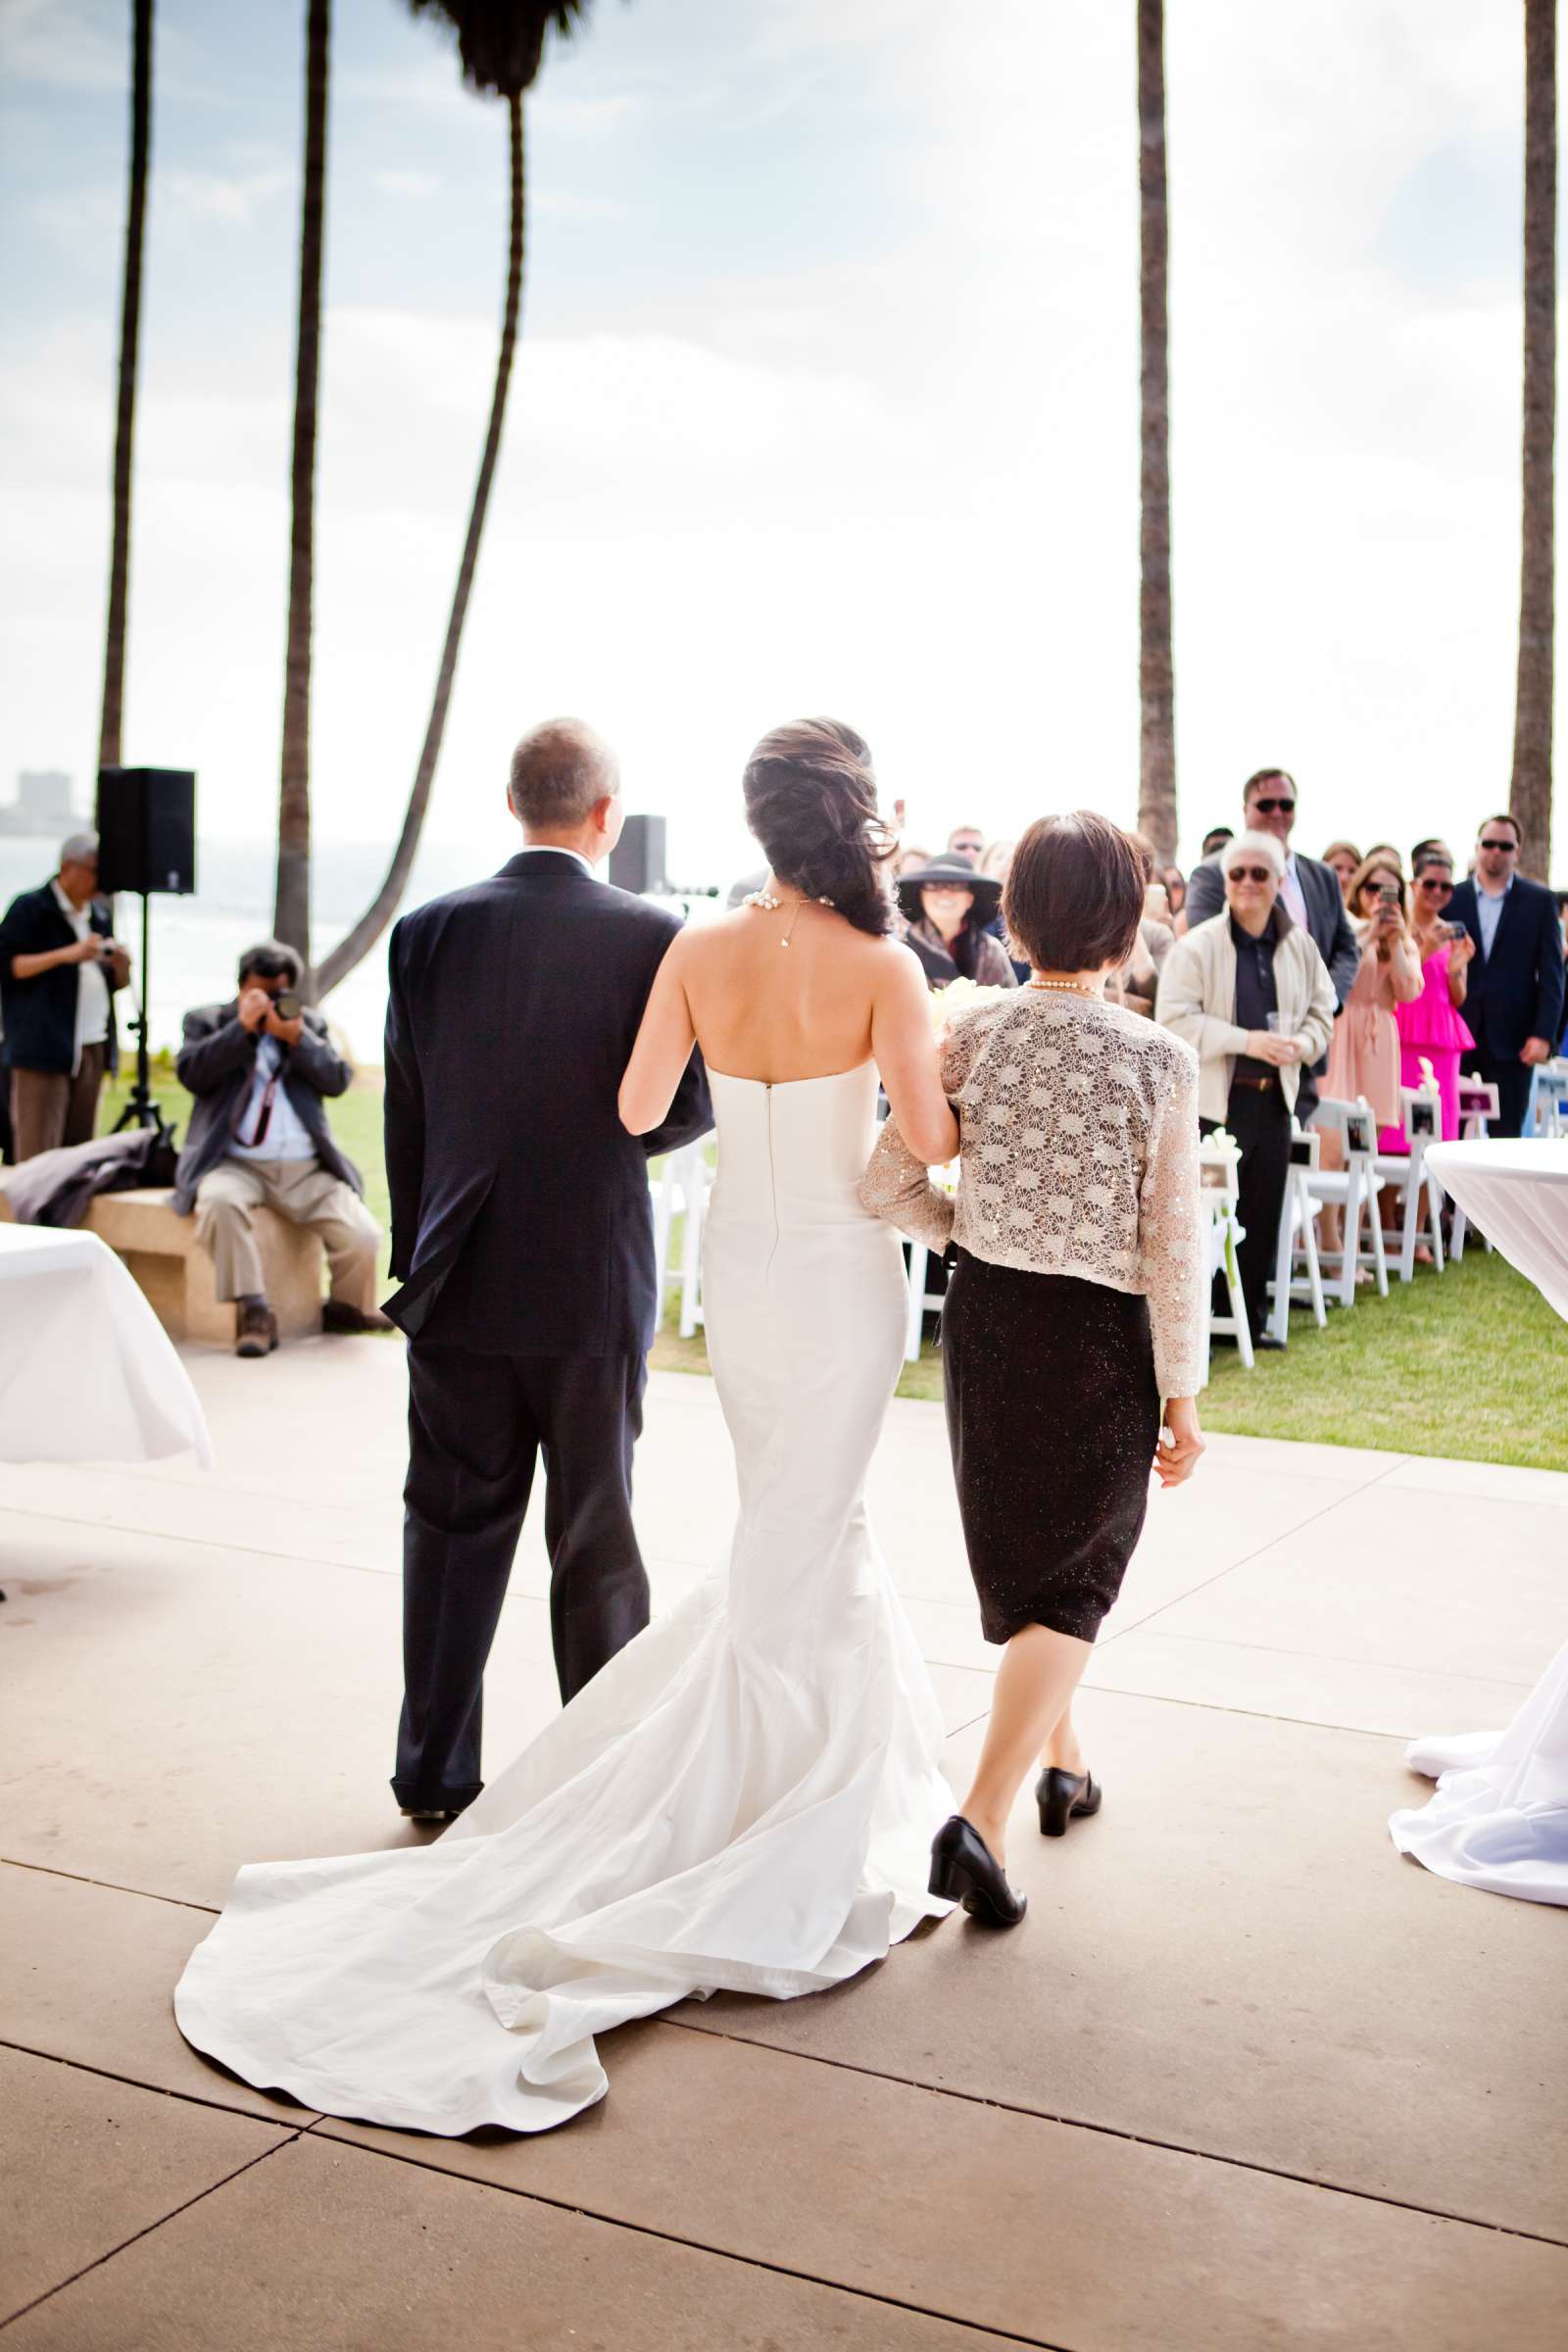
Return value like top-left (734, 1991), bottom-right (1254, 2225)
top-left (1, 1188), bottom-right (325, 1347)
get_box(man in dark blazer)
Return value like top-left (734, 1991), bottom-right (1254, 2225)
top-left (1181, 768), bottom-right (1360, 1107)
top-left (175, 940), bottom-right (383, 1355)
top-left (1444, 812), bottom-right (1566, 1138)
top-left (383, 716), bottom-right (711, 1821)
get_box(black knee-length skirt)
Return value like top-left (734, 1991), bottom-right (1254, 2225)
top-left (942, 1249), bottom-right (1162, 1645)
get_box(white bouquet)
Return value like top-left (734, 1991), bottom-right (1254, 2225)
top-left (929, 976), bottom-right (1012, 1041)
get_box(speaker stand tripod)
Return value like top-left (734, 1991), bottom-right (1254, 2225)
top-left (111, 889), bottom-right (178, 1152)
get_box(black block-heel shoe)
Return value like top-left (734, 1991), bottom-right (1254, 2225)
top-left (1036, 1767), bottom-right (1101, 1838)
top-left (928, 1816), bottom-right (1027, 1928)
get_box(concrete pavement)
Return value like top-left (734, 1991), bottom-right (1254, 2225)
top-left (3, 1342), bottom-right (1565, 2347)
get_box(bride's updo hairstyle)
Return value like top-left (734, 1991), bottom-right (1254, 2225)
top-left (742, 718), bottom-right (896, 939)
top-left (1003, 809), bottom-right (1147, 974)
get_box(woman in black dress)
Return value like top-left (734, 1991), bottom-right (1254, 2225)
top-left (862, 812), bottom-right (1207, 1926)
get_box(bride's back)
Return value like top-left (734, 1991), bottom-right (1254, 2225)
top-left (680, 900), bottom-right (895, 1082)
top-left (618, 718), bottom-right (957, 1173)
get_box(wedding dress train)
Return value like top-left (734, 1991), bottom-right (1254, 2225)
top-left (174, 1062), bottom-right (954, 2132)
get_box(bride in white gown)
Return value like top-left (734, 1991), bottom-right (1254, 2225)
top-left (174, 718), bottom-right (962, 2134)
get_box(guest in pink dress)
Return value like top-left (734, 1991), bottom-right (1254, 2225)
top-left (1395, 850), bottom-right (1477, 1147)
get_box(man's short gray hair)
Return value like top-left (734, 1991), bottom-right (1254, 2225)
top-left (59, 831), bottom-right (99, 869)
top-left (237, 938), bottom-right (304, 985)
top-left (508, 717), bottom-right (617, 829)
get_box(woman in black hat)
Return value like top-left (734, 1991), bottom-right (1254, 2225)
top-left (896, 855), bottom-right (1019, 992)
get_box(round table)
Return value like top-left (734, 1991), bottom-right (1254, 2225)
top-left (1426, 1137), bottom-right (1568, 1320)
top-left (0, 1221), bottom-right (213, 1466)
top-left (1390, 1137), bottom-right (1568, 1903)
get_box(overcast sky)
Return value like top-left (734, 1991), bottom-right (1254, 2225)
top-left (1, 0), bottom-right (1559, 886)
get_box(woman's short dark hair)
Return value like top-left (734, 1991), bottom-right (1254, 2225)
top-left (1003, 811), bottom-right (1147, 974)
top-left (742, 718), bottom-right (894, 938)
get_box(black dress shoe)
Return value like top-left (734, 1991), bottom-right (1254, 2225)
top-left (928, 1816), bottom-right (1027, 1927)
top-left (1036, 1766), bottom-right (1102, 1838)
top-left (1254, 1333), bottom-right (1287, 1352)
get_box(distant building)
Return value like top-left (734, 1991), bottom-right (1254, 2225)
top-left (0, 770), bottom-right (85, 837)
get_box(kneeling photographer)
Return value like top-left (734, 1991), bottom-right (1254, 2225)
top-left (175, 940), bottom-right (387, 1357)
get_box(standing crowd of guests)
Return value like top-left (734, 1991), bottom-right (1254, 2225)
top-left (879, 767), bottom-right (1567, 1350)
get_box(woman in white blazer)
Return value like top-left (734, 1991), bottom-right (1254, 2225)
top-left (1155, 830), bottom-right (1335, 1348)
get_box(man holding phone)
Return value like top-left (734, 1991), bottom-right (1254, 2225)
top-left (1442, 813), bottom-right (1565, 1138)
top-left (0, 831), bottom-right (130, 1161)
top-left (174, 939), bottom-right (386, 1355)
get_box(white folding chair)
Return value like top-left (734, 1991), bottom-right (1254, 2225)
top-left (1374, 1088), bottom-right (1446, 1282)
top-left (1199, 1140), bottom-right (1253, 1372)
top-left (1304, 1097), bottom-right (1389, 1304)
top-left (1447, 1079), bottom-right (1500, 1261)
top-left (1268, 1122), bottom-right (1327, 1344)
top-left (1532, 1056), bottom-right (1568, 1139)
top-left (649, 1143), bottom-right (712, 1337)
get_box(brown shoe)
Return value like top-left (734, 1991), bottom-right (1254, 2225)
top-left (321, 1299), bottom-right (394, 1335)
top-left (235, 1301), bottom-right (278, 1357)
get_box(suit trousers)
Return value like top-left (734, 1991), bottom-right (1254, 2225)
top-left (8, 1044), bottom-right (108, 1162)
top-left (1204, 1081), bottom-right (1292, 1346)
top-left (1461, 1048), bottom-right (1533, 1142)
top-left (193, 1155), bottom-right (380, 1307)
top-left (393, 1341), bottom-right (651, 1810)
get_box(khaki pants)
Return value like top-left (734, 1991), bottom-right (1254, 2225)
top-left (9, 1044), bottom-right (108, 1161)
top-left (194, 1156), bottom-right (381, 1310)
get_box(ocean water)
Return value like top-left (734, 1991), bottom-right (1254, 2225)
top-left (0, 832), bottom-right (507, 1065)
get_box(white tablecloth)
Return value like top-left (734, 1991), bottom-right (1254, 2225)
top-left (0, 1222), bottom-right (213, 1466)
top-left (1426, 1137), bottom-right (1568, 1320)
top-left (1391, 1137), bottom-right (1568, 1904)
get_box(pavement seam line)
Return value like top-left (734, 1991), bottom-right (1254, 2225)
top-left (0, 1856), bottom-right (219, 1915)
top-left (1097, 1454), bottom-right (1406, 1647)
top-left (0, 2124), bottom-right (311, 2335)
top-left (653, 2019), bottom-right (1568, 2252)
top-left (302, 2131), bottom-right (1071, 2351)
top-left (0, 2035), bottom-right (318, 2131)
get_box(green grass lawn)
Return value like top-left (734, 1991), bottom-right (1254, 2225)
top-left (103, 1062), bottom-right (1567, 1472)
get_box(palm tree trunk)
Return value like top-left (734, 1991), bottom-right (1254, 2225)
top-left (97, 0), bottom-right (153, 776)
top-left (274, 0), bottom-right (329, 980)
top-left (1137, 0), bottom-right (1177, 864)
top-left (317, 92), bottom-right (526, 1000)
top-left (1512, 0), bottom-right (1555, 878)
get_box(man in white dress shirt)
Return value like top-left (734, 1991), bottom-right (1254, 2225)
top-left (173, 941), bottom-right (385, 1356)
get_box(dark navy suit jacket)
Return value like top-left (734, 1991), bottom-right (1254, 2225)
top-left (1444, 874), bottom-right (1565, 1060)
top-left (383, 852), bottom-right (711, 1353)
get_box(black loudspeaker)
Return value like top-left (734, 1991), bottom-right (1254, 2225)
top-left (609, 812), bottom-right (666, 896)
top-left (96, 766), bottom-right (197, 896)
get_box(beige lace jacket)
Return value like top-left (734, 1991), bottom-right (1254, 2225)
top-left (859, 992), bottom-right (1206, 1398)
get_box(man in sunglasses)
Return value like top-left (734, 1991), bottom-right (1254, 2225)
top-left (1180, 772), bottom-right (1360, 1113)
top-left (1441, 814), bottom-right (1565, 1138)
top-left (172, 940), bottom-right (385, 1355)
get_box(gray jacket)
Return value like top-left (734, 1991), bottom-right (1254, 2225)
top-left (172, 1000), bottom-right (361, 1215)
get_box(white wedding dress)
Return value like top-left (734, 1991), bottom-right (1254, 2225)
top-left (175, 1062), bottom-right (955, 2132)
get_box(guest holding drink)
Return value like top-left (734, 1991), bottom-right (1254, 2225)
top-left (1155, 831), bottom-right (1335, 1350)
top-left (862, 812), bottom-right (1205, 1927)
top-left (1396, 848), bottom-right (1476, 1144)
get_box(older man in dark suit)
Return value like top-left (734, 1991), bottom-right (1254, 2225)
top-left (383, 716), bottom-right (711, 1822)
top-left (1443, 812), bottom-right (1566, 1137)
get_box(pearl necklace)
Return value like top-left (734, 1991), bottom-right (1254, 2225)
top-left (744, 887), bottom-right (834, 946)
top-left (1027, 977), bottom-right (1100, 996)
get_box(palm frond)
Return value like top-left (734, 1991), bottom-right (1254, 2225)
top-left (405, 0), bottom-right (593, 99)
